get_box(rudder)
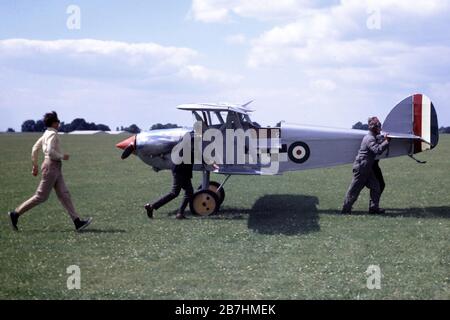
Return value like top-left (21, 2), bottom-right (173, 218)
top-left (383, 94), bottom-right (439, 153)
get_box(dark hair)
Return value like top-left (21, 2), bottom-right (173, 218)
top-left (43, 111), bottom-right (60, 127)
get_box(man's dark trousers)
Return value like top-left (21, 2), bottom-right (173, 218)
top-left (151, 164), bottom-right (194, 214)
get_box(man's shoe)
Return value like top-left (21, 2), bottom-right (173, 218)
top-left (175, 213), bottom-right (186, 220)
top-left (8, 211), bottom-right (19, 231)
top-left (369, 208), bottom-right (386, 214)
top-left (144, 203), bottom-right (154, 219)
top-left (341, 207), bottom-right (352, 215)
top-left (74, 217), bottom-right (93, 232)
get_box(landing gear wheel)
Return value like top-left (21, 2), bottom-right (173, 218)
top-left (197, 181), bottom-right (225, 205)
top-left (190, 190), bottom-right (219, 216)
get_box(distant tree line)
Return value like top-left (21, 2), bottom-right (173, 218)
top-left (16, 119), bottom-right (181, 134)
top-left (117, 124), bottom-right (141, 134)
top-left (439, 126), bottom-right (450, 134)
top-left (21, 120), bottom-right (47, 132)
top-left (150, 123), bottom-right (180, 130)
top-left (352, 122), bottom-right (369, 130)
top-left (21, 118), bottom-right (111, 133)
top-left (59, 119), bottom-right (111, 133)
top-left (114, 123), bottom-right (181, 134)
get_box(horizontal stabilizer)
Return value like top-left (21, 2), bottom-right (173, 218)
top-left (387, 133), bottom-right (431, 146)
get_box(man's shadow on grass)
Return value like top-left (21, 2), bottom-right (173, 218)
top-left (320, 207), bottom-right (450, 218)
top-left (78, 228), bottom-right (127, 234)
top-left (220, 194), bottom-right (321, 236)
top-left (27, 228), bottom-right (127, 234)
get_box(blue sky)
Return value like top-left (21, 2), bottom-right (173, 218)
top-left (1, 0), bottom-right (449, 131)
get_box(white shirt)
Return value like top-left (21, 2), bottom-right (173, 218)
top-left (31, 128), bottom-right (64, 166)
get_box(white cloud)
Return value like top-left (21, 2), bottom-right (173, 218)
top-left (248, 1), bottom-right (450, 49)
top-left (188, 0), bottom-right (232, 23)
top-left (211, 0), bottom-right (450, 127)
top-left (0, 39), bottom-right (197, 78)
top-left (190, 0), bottom-right (450, 23)
top-left (231, 0), bottom-right (323, 20)
top-left (246, 0), bottom-right (450, 86)
top-left (0, 38), bottom-right (242, 87)
top-left (368, 0), bottom-right (449, 15)
top-left (180, 65), bottom-right (243, 84)
top-left (2, 1), bottom-right (450, 132)
top-left (188, 0), bottom-right (334, 22)
top-left (310, 79), bottom-right (337, 91)
top-left (0, 38), bottom-right (245, 130)
top-left (225, 34), bottom-right (247, 45)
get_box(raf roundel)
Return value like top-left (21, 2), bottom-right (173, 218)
top-left (288, 141), bottom-right (310, 164)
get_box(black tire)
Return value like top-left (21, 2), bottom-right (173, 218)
top-left (197, 181), bottom-right (225, 205)
top-left (190, 190), bottom-right (220, 216)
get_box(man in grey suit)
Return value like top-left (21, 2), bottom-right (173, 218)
top-left (342, 117), bottom-right (390, 214)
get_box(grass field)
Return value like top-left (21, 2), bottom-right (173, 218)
top-left (0, 133), bottom-right (448, 299)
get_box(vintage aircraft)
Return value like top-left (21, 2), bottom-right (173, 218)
top-left (116, 93), bottom-right (439, 216)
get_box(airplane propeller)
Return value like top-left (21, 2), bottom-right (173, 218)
top-left (116, 135), bottom-right (137, 160)
top-left (121, 144), bottom-right (135, 159)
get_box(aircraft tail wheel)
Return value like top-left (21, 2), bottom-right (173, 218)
top-left (197, 181), bottom-right (225, 205)
top-left (190, 190), bottom-right (219, 216)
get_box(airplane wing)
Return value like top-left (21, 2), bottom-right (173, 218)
top-left (177, 102), bottom-right (254, 114)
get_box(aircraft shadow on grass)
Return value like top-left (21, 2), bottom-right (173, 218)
top-left (219, 194), bottom-right (321, 236)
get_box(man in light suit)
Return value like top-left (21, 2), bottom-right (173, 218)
top-left (8, 111), bottom-right (92, 231)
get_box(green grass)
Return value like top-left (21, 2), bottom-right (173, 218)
top-left (0, 133), bottom-right (449, 299)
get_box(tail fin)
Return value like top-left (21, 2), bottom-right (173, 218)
top-left (383, 94), bottom-right (439, 153)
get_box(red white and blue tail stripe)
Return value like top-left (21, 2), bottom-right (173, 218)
top-left (383, 93), bottom-right (439, 154)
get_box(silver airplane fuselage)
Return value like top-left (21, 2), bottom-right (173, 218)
top-left (117, 127), bottom-right (191, 171)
